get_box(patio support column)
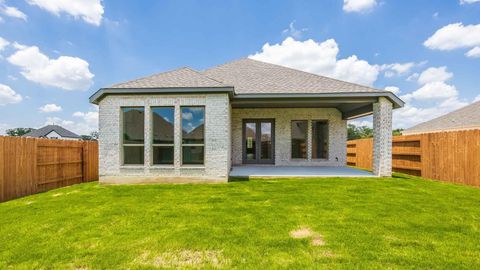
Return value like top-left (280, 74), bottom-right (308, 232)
top-left (372, 97), bottom-right (393, 177)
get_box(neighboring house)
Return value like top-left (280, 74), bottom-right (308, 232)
top-left (90, 58), bottom-right (404, 183)
top-left (23, 125), bottom-right (81, 140)
top-left (404, 101), bottom-right (480, 135)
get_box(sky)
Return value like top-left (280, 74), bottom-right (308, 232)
top-left (0, 0), bottom-right (479, 135)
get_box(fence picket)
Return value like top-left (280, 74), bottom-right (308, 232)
top-left (0, 137), bottom-right (98, 202)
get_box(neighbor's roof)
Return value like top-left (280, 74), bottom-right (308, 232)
top-left (23, 125), bottom-right (81, 139)
top-left (109, 67), bottom-right (229, 89)
top-left (203, 58), bottom-right (380, 94)
top-left (404, 101), bottom-right (480, 135)
top-left (90, 58), bottom-right (403, 108)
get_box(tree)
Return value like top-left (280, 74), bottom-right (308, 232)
top-left (347, 124), bottom-right (373, 140)
top-left (80, 131), bottom-right (99, 141)
top-left (5, 127), bottom-right (34, 137)
top-left (392, 128), bottom-right (404, 136)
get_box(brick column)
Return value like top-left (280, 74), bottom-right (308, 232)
top-left (373, 97), bottom-right (393, 176)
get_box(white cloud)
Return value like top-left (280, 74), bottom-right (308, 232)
top-left (424, 23), bottom-right (480, 56)
top-left (417, 66), bottom-right (453, 85)
top-left (465, 46), bottom-right (480, 58)
top-left (7, 45), bottom-right (94, 91)
top-left (460, 0), bottom-right (480, 4)
top-left (343, 0), bottom-right (377, 13)
top-left (0, 36), bottom-right (8, 51)
top-left (27, 0), bottom-right (104, 26)
top-left (406, 72), bottom-right (419, 82)
top-left (385, 86), bottom-right (400, 95)
top-left (282, 20), bottom-right (308, 39)
top-left (381, 62), bottom-right (416, 77)
top-left (0, 83), bottom-right (22, 105)
top-left (474, 95), bottom-right (480, 102)
top-left (39, 103), bottom-right (62, 113)
top-left (411, 81), bottom-right (458, 100)
top-left (182, 112), bottom-right (193, 121)
top-left (391, 66), bottom-right (469, 128)
top-left (44, 107), bottom-right (98, 135)
top-left (0, 3), bottom-right (27, 20)
top-left (250, 37), bottom-right (379, 86)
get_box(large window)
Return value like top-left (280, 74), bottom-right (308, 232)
top-left (291, 120), bottom-right (307, 159)
top-left (181, 106), bottom-right (205, 165)
top-left (122, 107), bottom-right (144, 165)
top-left (152, 107), bottom-right (174, 165)
top-left (312, 120), bottom-right (328, 159)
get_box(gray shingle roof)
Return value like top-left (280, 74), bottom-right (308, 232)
top-left (23, 125), bottom-right (81, 139)
top-left (404, 101), bottom-right (480, 135)
top-left (109, 67), bottom-right (228, 89)
top-left (203, 58), bottom-right (383, 94)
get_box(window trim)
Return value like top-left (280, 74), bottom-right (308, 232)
top-left (151, 106), bottom-right (175, 166)
top-left (290, 120), bottom-right (308, 160)
top-left (311, 120), bottom-right (329, 160)
top-left (180, 106), bottom-right (206, 166)
top-left (121, 106), bottom-right (145, 166)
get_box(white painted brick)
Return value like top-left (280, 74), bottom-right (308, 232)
top-left (373, 97), bottom-right (393, 176)
top-left (231, 108), bottom-right (347, 166)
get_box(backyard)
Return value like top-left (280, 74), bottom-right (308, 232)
top-left (0, 175), bottom-right (479, 269)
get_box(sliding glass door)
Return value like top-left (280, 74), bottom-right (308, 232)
top-left (243, 119), bottom-right (275, 164)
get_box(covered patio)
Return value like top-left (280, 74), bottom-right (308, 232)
top-left (229, 165), bottom-right (374, 178)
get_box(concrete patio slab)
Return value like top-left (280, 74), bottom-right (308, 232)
top-left (229, 166), bottom-right (375, 178)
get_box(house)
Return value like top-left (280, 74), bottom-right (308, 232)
top-left (23, 125), bottom-right (81, 140)
top-left (90, 58), bottom-right (404, 183)
top-left (403, 101), bottom-right (480, 135)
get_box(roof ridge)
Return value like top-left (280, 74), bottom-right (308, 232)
top-left (183, 67), bottom-right (230, 86)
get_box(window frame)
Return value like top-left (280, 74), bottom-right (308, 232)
top-left (311, 120), bottom-right (329, 160)
top-left (290, 120), bottom-right (308, 160)
top-left (121, 106), bottom-right (145, 166)
top-left (180, 106), bottom-right (206, 166)
top-left (151, 106), bottom-right (175, 166)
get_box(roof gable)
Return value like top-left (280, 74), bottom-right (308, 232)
top-left (24, 125), bottom-right (80, 138)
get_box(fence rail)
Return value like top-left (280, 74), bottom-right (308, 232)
top-left (0, 136), bottom-right (98, 202)
top-left (347, 130), bottom-right (480, 187)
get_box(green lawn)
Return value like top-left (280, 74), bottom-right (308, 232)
top-left (1, 174), bottom-right (479, 269)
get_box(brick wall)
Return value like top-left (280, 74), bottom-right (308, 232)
top-left (231, 108), bottom-right (347, 166)
top-left (98, 93), bottom-right (231, 183)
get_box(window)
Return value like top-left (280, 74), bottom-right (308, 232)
top-left (312, 120), bottom-right (329, 159)
top-left (181, 106), bottom-right (205, 165)
top-left (152, 107), bottom-right (174, 165)
top-left (291, 120), bottom-right (307, 159)
top-left (122, 107), bottom-right (144, 165)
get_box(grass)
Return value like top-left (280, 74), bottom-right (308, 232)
top-left (0, 174), bottom-right (479, 269)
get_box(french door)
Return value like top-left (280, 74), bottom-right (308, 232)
top-left (242, 119), bottom-right (275, 164)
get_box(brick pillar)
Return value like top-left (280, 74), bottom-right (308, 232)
top-left (373, 97), bottom-right (393, 176)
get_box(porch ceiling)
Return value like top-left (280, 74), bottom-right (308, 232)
top-left (231, 96), bottom-right (378, 120)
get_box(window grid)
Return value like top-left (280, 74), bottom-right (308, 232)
top-left (121, 107), bottom-right (145, 165)
top-left (151, 106), bottom-right (175, 165)
top-left (181, 106), bottom-right (205, 165)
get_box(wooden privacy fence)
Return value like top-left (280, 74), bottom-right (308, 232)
top-left (347, 129), bottom-right (480, 187)
top-left (0, 136), bottom-right (98, 202)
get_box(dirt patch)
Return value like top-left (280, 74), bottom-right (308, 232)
top-left (290, 227), bottom-right (326, 247)
top-left (136, 250), bottom-right (228, 268)
top-left (311, 235), bottom-right (325, 246)
top-left (290, 228), bottom-right (314, 239)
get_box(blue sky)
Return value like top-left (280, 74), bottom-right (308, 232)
top-left (0, 0), bottom-right (479, 134)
